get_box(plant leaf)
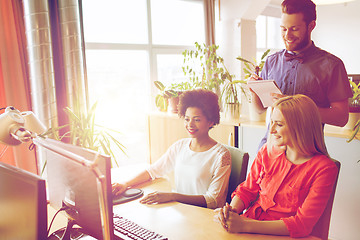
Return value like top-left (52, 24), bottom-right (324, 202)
top-left (347, 119), bottom-right (360, 143)
top-left (154, 81), bottom-right (165, 91)
top-left (261, 49), bottom-right (271, 60)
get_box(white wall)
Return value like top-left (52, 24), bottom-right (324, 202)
top-left (325, 136), bottom-right (360, 240)
top-left (313, 1), bottom-right (360, 74)
top-left (216, 0), bottom-right (269, 79)
top-left (312, 3), bottom-right (360, 240)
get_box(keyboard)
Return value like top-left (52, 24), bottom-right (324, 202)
top-left (113, 214), bottom-right (168, 240)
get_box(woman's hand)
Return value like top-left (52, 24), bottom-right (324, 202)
top-left (140, 191), bottom-right (174, 205)
top-left (214, 203), bottom-right (236, 230)
top-left (214, 202), bottom-right (251, 233)
top-left (112, 182), bottom-right (128, 196)
top-left (224, 212), bottom-right (250, 233)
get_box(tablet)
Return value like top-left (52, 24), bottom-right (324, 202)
top-left (247, 80), bottom-right (282, 107)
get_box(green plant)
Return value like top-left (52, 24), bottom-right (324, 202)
top-left (347, 80), bottom-right (360, 143)
top-left (236, 49), bottom-right (271, 102)
top-left (221, 73), bottom-right (247, 105)
top-left (350, 80), bottom-right (360, 101)
top-left (40, 102), bottom-right (126, 174)
top-left (182, 42), bottom-right (249, 115)
top-left (182, 42), bottom-right (226, 92)
top-left (168, 81), bottom-right (193, 92)
top-left (347, 119), bottom-right (360, 143)
top-left (154, 81), bottom-right (178, 112)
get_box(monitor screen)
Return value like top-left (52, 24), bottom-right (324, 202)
top-left (0, 162), bottom-right (47, 240)
top-left (37, 138), bottom-right (114, 240)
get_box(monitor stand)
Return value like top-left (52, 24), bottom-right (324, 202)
top-left (47, 219), bottom-right (95, 240)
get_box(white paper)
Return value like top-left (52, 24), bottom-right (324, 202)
top-left (247, 80), bottom-right (282, 107)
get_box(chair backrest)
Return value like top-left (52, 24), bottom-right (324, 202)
top-left (311, 159), bottom-right (341, 240)
top-left (224, 145), bottom-right (249, 204)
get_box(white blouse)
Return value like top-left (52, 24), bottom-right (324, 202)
top-left (147, 138), bottom-right (231, 209)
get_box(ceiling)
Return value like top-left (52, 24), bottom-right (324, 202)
top-left (269, 0), bottom-right (358, 6)
top-left (270, 0), bottom-right (283, 5)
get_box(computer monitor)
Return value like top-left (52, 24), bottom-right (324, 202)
top-left (0, 162), bottom-right (47, 240)
top-left (35, 137), bottom-right (114, 240)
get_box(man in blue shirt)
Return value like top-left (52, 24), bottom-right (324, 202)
top-left (250, 0), bottom-right (352, 149)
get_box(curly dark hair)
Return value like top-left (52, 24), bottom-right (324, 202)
top-left (177, 89), bottom-right (220, 127)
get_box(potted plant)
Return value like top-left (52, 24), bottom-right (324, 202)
top-left (346, 79), bottom-right (360, 142)
top-left (236, 49), bottom-right (270, 121)
top-left (220, 70), bottom-right (248, 121)
top-left (183, 42), bottom-right (249, 120)
top-left (237, 50), bottom-right (270, 79)
top-left (40, 102), bottom-right (126, 174)
top-left (182, 42), bottom-right (225, 93)
top-left (154, 81), bottom-right (179, 112)
top-left (348, 80), bottom-right (360, 112)
top-left (167, 81), bottom-right (199, 113)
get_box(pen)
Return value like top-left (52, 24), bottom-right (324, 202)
top-left (255, 66), bottom-right (260, 76)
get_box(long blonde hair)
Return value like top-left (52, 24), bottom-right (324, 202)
top-left (268, 94), bottom-right (328, 157)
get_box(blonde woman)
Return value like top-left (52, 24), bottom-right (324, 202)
top-left (215, 94), bottom-right (338, 238)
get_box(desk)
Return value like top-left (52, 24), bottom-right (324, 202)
top-left (48, 165), bottom-right (320, 240)
top-left (112, 165), bottom-right (319, 240)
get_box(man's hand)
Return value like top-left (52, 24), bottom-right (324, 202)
top-left (248, 73), bottom-right (263, 94)
top-left (270, 92), bottom-right (287, 103)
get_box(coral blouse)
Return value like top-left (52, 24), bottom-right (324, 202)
top-left (232, 144), bottom-right (338, 238)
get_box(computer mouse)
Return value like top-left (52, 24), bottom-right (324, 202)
top-left (113, 188), bottom-right (144, 205)
top-left (123, 188), bottom-right (143, 197)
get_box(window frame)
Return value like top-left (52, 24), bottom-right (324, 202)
top-left (83, 0), bottom-right (207, 107)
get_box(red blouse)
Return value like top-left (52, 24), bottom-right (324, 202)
top-left (232, 144), bottom-right (338, 238)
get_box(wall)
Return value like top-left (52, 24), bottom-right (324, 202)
top-left (216, 0), bottom-right (268, 80)
top-left (216, 0), bottom-right (270, 116)
top-left (303, 4), bottom-right (360, 238)
top-left (325, 135), bottom-right (360, 240)
top-left (313, 0), bottom-right (360, 74)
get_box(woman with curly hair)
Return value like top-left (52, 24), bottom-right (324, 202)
top-left (112, 89), bottom-right (231, 209)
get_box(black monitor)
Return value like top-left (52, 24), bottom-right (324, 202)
top-left (0, 162), bottom-right (47, 240)
top-left (35, 137), bottom-right (114, 240)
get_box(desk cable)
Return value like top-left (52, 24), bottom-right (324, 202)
top-left (47, 205), bottom-right (70, 237)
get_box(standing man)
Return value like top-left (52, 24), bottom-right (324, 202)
top-left (251, 0), bottom-right (352, 149)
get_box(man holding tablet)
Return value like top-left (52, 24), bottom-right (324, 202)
top-left (250, 0), bottom-right (352, 149)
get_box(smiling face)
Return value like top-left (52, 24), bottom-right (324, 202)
top-left (184, 107), bottom-right (214, 139)
top-left (269, 107), bottom-right (292, 148)
top-left (280, 12), bottom-right (315, 53)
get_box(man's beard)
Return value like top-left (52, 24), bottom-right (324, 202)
top-left (285, 29), bottom-right (311, 52)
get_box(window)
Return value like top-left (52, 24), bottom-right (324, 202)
top-left (83, 0), bottom-right (148, 44)
top-left (151, 0), bottom-right (204, 45)
top-left (256, 15), bottom-right (282, 59)
top-left (82, 0), bottom-right (205, 165)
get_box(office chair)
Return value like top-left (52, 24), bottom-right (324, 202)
top-left (224, 145), bottom-right (249, 204)
top-left (311, 159), bottom-right (341, 240)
